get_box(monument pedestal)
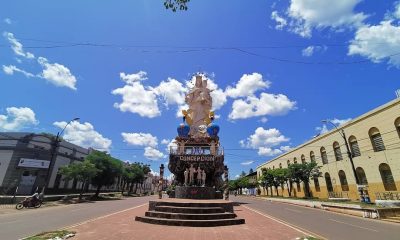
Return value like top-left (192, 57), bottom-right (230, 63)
top-left (174, 186), bottom-right (218, 199)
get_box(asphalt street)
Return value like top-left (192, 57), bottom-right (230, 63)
top-left (0, 195), bottom-right (156, 240)
top-left (232, 196), bottom-right (400, 240)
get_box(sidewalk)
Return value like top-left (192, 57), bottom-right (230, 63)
top-left (67, 203), bottom-right (317, 240)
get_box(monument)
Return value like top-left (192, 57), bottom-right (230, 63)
top-left (168, 74), bottom-right (225, 199)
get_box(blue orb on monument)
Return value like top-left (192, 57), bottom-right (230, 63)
top-left (177, 123), bottom-right (190, 138)
top-left (207, 123), bottom-right (220, 137)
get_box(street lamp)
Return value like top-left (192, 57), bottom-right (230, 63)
top-left (322, 120), bottom-right (366, 202)
top-left (41, 117), bottom-right (80, 197)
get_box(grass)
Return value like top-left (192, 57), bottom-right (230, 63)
top-left (24, 230), bottom-right (75, 240)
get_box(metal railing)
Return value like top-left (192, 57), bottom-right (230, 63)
top-left (375, 191), bottom-right (400, 200)
top-left (170, 146), bottom-right (224, 156)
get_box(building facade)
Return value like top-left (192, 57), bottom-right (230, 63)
top-left (0, 132), bottom-right (93, 195)
top-left (256, 98), bottom-right (400, 202)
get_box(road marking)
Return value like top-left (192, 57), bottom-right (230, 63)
top-left (242, 205), bottom-right (327, 240)
top-left (285, 208), bottom-right (302, 213)
top-left (328, 219), bottom-right (379, 232)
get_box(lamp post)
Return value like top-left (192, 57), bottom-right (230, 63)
top-left (322, 120), bottom-right (364, 201)
top-left (41, 117), bottom-right (80, 197)
top-left (159, 164), bottom-right (165, 199)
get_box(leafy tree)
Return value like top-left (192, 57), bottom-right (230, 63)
top-left (261, 168), bottom-right (275, 196)
top-left (249, 168), bottom-right (254, 174)
top-left (59, 160), bottom-right (99, 199)
top-left (86, 151), bottom-right (123, 198)
top-left (288, 162), bottom-right (321, 198)
top-left (164, 0), bottom-right (190, 12)
top-left (240, 171), bottom-right (247, 177)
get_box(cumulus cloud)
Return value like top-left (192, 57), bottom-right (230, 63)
top-left (273, 0), bottom-right (367, 38)
top-left (348, 21), bottom-right (400, 68)
top-left (301, 45), bottom-right (327, 57)
top-left (3, 65), bottom-right (35, 78)
top-left (316, 118), bottom-right (351, 134)
top-left (259, 117), bottom-right (268, 123)
top-left (144, 147), bottom-right (165, 160)
top-left (161, 139), bottom-right (170, 145)
top-left (4, 18), bottom-right (12, 24)
top-left (225, 73), bottom-right (270, 98)
top-left (240, 127), bottom-right (290, 156)
top-left (271, 11), bottom-right (287, 30)
top-left (3, 32), bottom-right (35, 59)
top-left (241, 160), bottom-right (255, 166)
top-left (229, 93), bottom-right (296, 120)
top-left (152, 77), bottom-right (187, 106)
top-left (121, 132), bottom-right (158, 148)
top-left (0, 107), bottom-right (38, 131)
top-left (395, 2), bottom-right (400, 19)
top-left (53, 121), bottom-right (112, 151)
top-left (37, 57), bottom-right (77, 90)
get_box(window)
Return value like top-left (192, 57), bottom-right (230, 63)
top-left (333, 142), bottom-right (343, 161)
top-left (320, 147), bottom-right (328, 164)
top-left (325, 173), bottom-right (333, 192)
top-left (273, 166), bottom-right (275, 169)
top-left (379, 163), bottom-right (397, 191)
top-left (338, 170), bottom-right (349, 191)
top-left (356, 167), bottom-right (368, 185)
top-left (313, 177), bottom-right (320, 192)
top-left (310, 151), bottom-right (315, 162)
top-left (279, 163), bottom-right (282, 169)
top-left (369, 127), bottom-right (385, 152)
top-left (287, 160), bottom-right (290, 167)
top-left (293, 157), bottom-right (297, 164)
top-left (349, 136), bottom-right (361, 157)
top-left (395, 117), bottom-right (400, 139)
top-left (301, 154), bottom-right (306, 163)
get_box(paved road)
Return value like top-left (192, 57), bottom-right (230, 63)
top-left (232, 196), bottom-right (399, 240)
top-left (0, 195), bottom-right (156, 240)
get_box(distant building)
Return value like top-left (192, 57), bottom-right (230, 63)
top-left (245, 171), bottom-right (257, 196)
top-left (0, 132), bottom-right (95, 195)
top-left (256, 98), bottom-right (400, 202)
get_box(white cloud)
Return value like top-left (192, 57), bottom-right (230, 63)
top-left (121, 132), bottom-right (158, 148)
top-left (37, 57), bottom-right (77, 90)
top-left (241, 160), bottom-right (255, 166)
top-left (301, 45), bottom-right (327, 57)
top-left (152, 77), bottom-right (187, 106)
top-left (316, 118), bottom-right (351, 134)
top-left (150, 168), bottom-right (160, 176)
top-left (229, 93), bottom-right (296, 120)
top-left (395, 1), bottom-right (400, 19)
top-left (2, 65), bottom-right (34, 78)
top-left (4, 18), bottom-right (12, 24)
top-left (3, 32), bottom-right (35, 59)
top-left (259, 117), bottom-right (268, 123)
top-left (348, 21), bottom-right (400, 68)
top-left (144, 147), bottom-right (165, 160)
top-left (0, 107), bottom-right (38, 131)
top-left (53, 121), bottom-right (112, 151)
top-left (225, 73), bottom-right (270, 98)
top-left (271, 11), bottom-right (287, 30)
top-left (280, 0), bottom-right (367, 37)
top-left (112, 71), bottom-right (160, 118)
top-left (161, 139), bottom-right (170, 145)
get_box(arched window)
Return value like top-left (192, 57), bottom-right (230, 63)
top-left (356, 167), bottom-right (368, 185)
top-left (320, 147), bottom-right (328, 164)
top-left (325, 173), bottom-right (333, 192)
top-left (313, 177), bottom-right (320, 192)
top-left (379, 163), bottom-right (397, 191)
top-left (272, 166), bottom-right (275, 169)
top-left (310, 151), bottom-right (315, 162)
top-left (279, 163), bottom-right (282, 169)
top-left (287, 160), bottom-right (290, 167)
top-left (369, 127), bottom-right (385, 152)
top-left (349, 136), bottom-right (361, 157)
top-left (293, 157), bottom-right (297, 164)
top-left (395, 117), bottom-right (400, 139)
top-left (338, 170), bottom-right (349, 191)
top-left (333, 142), bottom-right (343, 161)
top-left (301, 154), bottom-right (306, 163)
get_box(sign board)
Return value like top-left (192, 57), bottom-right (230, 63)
top-left (18, 158), bottom-right (50, 169)
top-left (178, 155), bottom-right (215, 162)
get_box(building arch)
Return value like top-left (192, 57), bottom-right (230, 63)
top-left (310, 151), bottom-right (315, 162)
top-left (356, 167), bottom-right (368, 185)
top-left (333, 141), bottom-right (343, 161)
top-left (379, 163), bottom-right (397, 191)
top-left (395, 117), bottom-right (400, 139)
top-left (348, 135), bottom-right (361, 157)
top-left (293, 157), bottom-right (297, 164)
top-left (324, 172), bottom-right (333, 192)
top-left (287, 160), bottom-right (290, 167)
top-left (338, 170), bottom-right (349, 191)
top-left (369, 127), bottom-right (385, 152)
top-left (320, 147), bottom-right (328, 164)
top-left (279, 163), bottom-right (282, 169)
top-left (301, 154), bottom-right (306, 163)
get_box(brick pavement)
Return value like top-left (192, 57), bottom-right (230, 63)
top-left (69, 203), bottom-right (314, 240)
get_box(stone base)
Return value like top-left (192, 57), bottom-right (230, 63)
top-left (174, 186), bottom-right (218, 199)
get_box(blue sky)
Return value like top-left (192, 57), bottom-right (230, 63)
top-left (1, 0), bottom-right (399, 178)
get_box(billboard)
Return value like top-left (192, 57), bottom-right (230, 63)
top-left (18, 158), bottom-right (50, 169)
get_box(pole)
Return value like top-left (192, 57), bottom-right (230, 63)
top-left (41, 131), bottom-right (60, 199)
top-left (159, 164), bottom-right (164, 199)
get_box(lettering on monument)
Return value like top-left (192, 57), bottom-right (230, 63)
top-left (179, 155), bottom-right (215, 162)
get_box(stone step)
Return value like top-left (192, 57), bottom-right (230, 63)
top-left (156, 201), bottom-right (227, 208)
top-left (145, 211), bottom-right (236, 220)
top-left (135, 216), bottom-right (245, 227)
top-left (381, 217), bottom-right (400, 223)
top-left (154, 206), bottom-right (225, 214)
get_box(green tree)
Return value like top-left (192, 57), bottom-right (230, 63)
top-left (249, 168), bottom-right (254, 174)
top-left (288, 162), bottom-right (321, 198)
top-left (59, 160), bottom-right (99, 199)
top-left (261, 168), bottom-right (274, 196)
top-left (164, 0), bottom-right (190, 12)
top-left (86, 151), bottom-right (123, 198)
